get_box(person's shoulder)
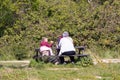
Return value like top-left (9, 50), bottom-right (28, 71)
top-left (67, 37), bottom-right (72, 39)
top-left (59, 37), bottom-right (66, 41)
top-left (67, 37), bottom-right (73, 41)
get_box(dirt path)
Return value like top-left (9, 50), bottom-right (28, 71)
top-left (0, 60), bottom-right (30, 64)
top-left (0, 59), bottom-right (120, 65)
top-left (93, 59), bottom-right (120, 65)
top-left (0, 60), bottom-right (30, 67)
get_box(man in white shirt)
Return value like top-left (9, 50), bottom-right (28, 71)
top-left (58, 31), bottom-right (76, 64)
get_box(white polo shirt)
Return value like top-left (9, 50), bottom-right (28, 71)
top-left (58, 37), bottom-right (76, 56)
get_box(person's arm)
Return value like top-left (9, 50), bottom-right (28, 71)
top-left (58, 39), bottom-right (61, 49)
top-left (58, 50), bottom-right (62, 56)
top-left (45, 42), bottom-right (53, 47)
top-left (40, 41), bottom-right (52, 47)
top-left (58, 39), bottom-right (62, 56)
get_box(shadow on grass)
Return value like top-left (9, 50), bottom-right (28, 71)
top-left (0, 64), bottom-right (3, 68)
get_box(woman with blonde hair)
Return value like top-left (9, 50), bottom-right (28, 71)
top-left (40, 37), bottom-right (54, 56)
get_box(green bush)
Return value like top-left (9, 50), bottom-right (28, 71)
top-left (76, 56), bottom-right (93, 67)
top-left (0, 0), bottom-right (120, 60)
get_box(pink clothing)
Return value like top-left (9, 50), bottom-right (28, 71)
top-left (40, 41), bottom-right (52, 47)
top-left (40, 46), bottom-right (54, 56)
top-left (40, 41), bottom-right (54, 56)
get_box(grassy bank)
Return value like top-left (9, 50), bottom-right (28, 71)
top-left (0, 61), bottom-right (120, 80)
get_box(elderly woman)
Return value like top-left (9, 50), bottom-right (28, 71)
top-left (40, 37), bottom-right (54, 56)
top-left (58, 31), bottom-right (76, 64)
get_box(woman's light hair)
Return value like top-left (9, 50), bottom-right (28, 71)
top-left (42, 37), bottom-right (48, 41)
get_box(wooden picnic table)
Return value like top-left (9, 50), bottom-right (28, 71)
top-left (33, 46), bottom-right (89, 62)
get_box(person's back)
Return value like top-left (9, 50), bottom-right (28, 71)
top-left (59, 37), bottom-right (75, 55)
top-left (58, 31), bottom-right (76, 64)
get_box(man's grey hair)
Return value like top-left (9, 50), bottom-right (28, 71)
top-left (62, 31), bottom-right (69, 37)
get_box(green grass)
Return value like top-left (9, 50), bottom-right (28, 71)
top-left (86, 46), bottom-right (120, 59)
top-left (0, 60), bottom-right (120, 80)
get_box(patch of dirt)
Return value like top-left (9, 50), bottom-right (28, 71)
top-left (47, 68), bottom-right (79, 70)
top-left (93, 59), bottom-right (120, 65)
top-left (0, 59), bottom-right (120, 66)
top-left (0, 60), bottom-right (30, 64)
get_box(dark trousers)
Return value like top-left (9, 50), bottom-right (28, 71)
top-left (59, 51), bottom-right (76, 63)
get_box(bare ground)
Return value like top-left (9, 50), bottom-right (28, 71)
top-left (0, 59), bottom-right (120, 66)
top-left (93, 59), bottom-right (120, 65)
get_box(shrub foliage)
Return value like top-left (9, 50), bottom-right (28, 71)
top-left (0, 0), bottom-right (120, 60)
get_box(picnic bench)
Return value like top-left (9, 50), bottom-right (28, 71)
top-left (33, 46), bottom-right (89, 62)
